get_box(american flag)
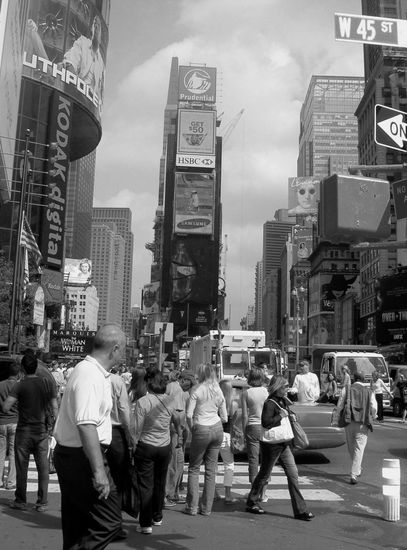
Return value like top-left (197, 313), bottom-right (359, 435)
top-left (20, 215), bottom-right (42, 268)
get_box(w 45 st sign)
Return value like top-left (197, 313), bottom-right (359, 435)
top-left (335, 13), bottom-right (407, 47)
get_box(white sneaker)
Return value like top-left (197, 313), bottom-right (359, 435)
top-left (152, 519), bottom-right (162, 526)
top-left (137, 526), bottom-right (152, 535)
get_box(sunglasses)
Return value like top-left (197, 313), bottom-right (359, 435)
top-left (299, 188), bottom-right (315, 195)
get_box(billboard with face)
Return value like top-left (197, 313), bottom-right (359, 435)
top-left (177, 109), bottom-right (216, 155)
top-left (64, 257), bottom-right (92, 285)
top-left (174, 172), bottom-right (215, 235)
top-left (288, 177), bottom-right (320, 216)
top-left (292, 225), bottom-right (313, 262)
top-left (143, 282), bottom-right (160, 315)
top-left (179, 66), bottom-right (216, 103)
top-left (171, 237), bottom-right (216, 304)
top-left (22, 0), bottom-right (108, 126)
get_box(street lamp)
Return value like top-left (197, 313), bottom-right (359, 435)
top-left (291, 285), bottom-right (306, 365)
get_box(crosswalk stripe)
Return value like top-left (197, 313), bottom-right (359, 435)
top-left (20, 460), bottom-right (342, 501)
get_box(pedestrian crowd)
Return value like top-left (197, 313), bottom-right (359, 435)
top-left (0, 330), bottom-right (395, 549)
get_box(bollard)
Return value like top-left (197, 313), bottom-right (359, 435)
top-left (382, 458), bottom-right (400, 522)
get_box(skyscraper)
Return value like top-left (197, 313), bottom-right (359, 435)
top-left (64, 151), bottom-right (96, 259)
top-left (297, 75), bottom-right (364, 178)
top-left (92, 208), bottom-right (133, 334)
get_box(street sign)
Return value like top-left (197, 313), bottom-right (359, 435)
top-left (392, 179), bottom-right (407, 221)
top-left (335, 13), bottom-right (407, 47)
top-left (375, 104), bottom-right (407, 153)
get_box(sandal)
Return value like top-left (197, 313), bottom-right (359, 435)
top-left (246, 504), bottom-right (265, 514)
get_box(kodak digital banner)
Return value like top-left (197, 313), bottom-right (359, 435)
top-left (40, 91), bottom-right (72, 270)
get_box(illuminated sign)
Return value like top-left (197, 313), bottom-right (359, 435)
top-left (174, 172), bottom-right (215, 235)
top-left (179, 66), bottom-right (216, 103)
top-left (177, 109), bottom-right (216, 155)
top-left (176, 154), bottom-right (215, 168)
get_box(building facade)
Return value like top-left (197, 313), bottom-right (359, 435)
top-left (92, 208), bottom-right (133, 335)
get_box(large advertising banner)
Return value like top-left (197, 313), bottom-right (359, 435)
top-left (171, 237), bottom-right (216, 304)
top-left (22, 0), bottom-right (108, 124)
top-left (309, 314), bottom-right (335, 346)
top-left (179, 66), bottom-right (216, 103)
top-left (64, 258), bottom-right (92, 284)
top-left (41, 267), bottom-right (64, 303)
top-left (288, 177), bottom-right (320, 216)
top-left (40, 91), bottom-right (72, 270)
top-left (177, 109), bottom-right (216, 155)
top-left (143, 282), bottom-right (160, 315)
top-left (309, 273), bottom-right (358, 314)
top-left (174, 172), bottom-right (215, 235)
top-left (50, 328), bottom-right (96, 355)
top-left (376, 273), bottom-right (407, 344)
top-left (0, 0), bottom-right (22, 203)
top-left (292, 225), bottom-right (313, 262)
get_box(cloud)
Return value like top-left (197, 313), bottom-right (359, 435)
top-left (96, 0), bottom-right (362, 325)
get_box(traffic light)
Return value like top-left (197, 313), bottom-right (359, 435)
top-left (319, 174), bottom-right (390, 243)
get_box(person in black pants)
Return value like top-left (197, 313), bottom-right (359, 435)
top-left (53, 324), bottom-right (127, 550)
top-left (133, 369), bottom-right (181, 534)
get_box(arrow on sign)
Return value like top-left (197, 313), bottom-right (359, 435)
top-left (377, 113), bottom-right (407, 148)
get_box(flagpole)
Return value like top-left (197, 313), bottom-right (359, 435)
top-left (8, 129), bottom-right (31, 354)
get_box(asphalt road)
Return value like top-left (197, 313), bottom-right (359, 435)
top-left (1, 414), bottom-right (407, 550)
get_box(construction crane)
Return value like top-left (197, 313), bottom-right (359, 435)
top-left (218, 109), bottom-right (244, 144)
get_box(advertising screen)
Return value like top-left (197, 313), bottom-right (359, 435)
top-left (177, 109), bottom-right (216, 155)
top-left (179, 66), bottom-right (216, 103)
top-left (64, 257), bottom-right (92, 285)
top-left (171, 237), bottom-right (216, 304)
top-left (174, 172), bottom-right (215, 235)
top-left (292, 225), bottom-right (313, 262)
top-left (22, 0), bottom-right (108, 127)
top-left (143, 282), bottom-right (160, 315)
top-left (0, 0), bottom-right (22, 203)
top-left (288, 177), bottom-right (320, 216)
top-left (376, 273), bottom-right (407, 344)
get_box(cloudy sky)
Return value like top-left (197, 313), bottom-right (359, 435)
top-left (94, 0), bottom-right (363, 326)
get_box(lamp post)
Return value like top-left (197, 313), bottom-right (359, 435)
top-left (291, 285), bottom-right (305, 365)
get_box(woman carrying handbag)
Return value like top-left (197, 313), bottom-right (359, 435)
top-left (245, 375), bottom-right (314, 521)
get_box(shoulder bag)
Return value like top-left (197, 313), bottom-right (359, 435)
top-left (288, 412), bottom-right (309, 450)
top-left (262, 399), bottom-right (294, 444)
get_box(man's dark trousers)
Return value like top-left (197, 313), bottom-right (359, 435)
top-left (54, 444), bottom-right (121, 550)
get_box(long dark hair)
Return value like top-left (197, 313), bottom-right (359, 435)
top-left (128, 367), bottom-right (147, 402)
top-left (267, 375), bottom-right (287, 397)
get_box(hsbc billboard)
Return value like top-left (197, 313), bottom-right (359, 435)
top-left (176, 109), bottom-right (216, 168)
top-left (178, 66), bottom-right (216, 103)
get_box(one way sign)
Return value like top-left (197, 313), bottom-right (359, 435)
top-left (375, 104), bottom-right (407, 153)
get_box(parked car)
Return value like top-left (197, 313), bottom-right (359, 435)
top-left (388, 365), bottom-right (407, 417)
top-left (229, 379), bottom-right (345, 452)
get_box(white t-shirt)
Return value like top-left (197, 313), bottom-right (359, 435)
top-left (54, 355), bottom-right (112, 447)
top-left (292, 372), bottom-right (320, 403)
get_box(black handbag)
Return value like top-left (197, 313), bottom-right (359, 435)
top-left (289, 415), bottom-right (309, 450)
top-left (122, 459), bottom-right (140, 519)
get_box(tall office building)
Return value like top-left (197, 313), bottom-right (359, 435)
top-left (355, 0), bottom-right (407, 344)
top-left (263, 220), bottom-right (295, 276)
top-left (90, 221), bottom-right (124, 328)
top-left (92, 208), bottom-right (133, 334)
top-left (254, 260), bottom-right (263, 330)
top-left (297, 76), bottom-right (364, 178)
top-left (64, 151), bottom-right (96, 259)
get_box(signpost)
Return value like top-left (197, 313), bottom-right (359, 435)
top-left (375, 104), bottom-right (407, 154)
top-left (335, 12), bottom-right (407, 47)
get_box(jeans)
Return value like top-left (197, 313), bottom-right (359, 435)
top-left (0, 423), bottom-right (17, 487)
top-left (15, 426), bottom-right (49, 505)
top-left (134, 441), bottom-right (171, 528)
top-left (106, 426), bottom-right (128, 504)
top-left (375, 394), bottom-right (384, 421)
top-left (345, 421), bottom-right (368, 477)
top-left (165, 430), bottom-right (185, 499)
top-left (219, 432), bottom-right (234, 487)
top-left (247, 441), bottom-right (307, 516)
top-left (186, 422), bottom-right (223, 515)
top-left (245, 424), bottom-right (263, 484)
top-left (54, 444), bottom-right (121, 550)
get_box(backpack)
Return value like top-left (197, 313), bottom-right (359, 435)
top-left (230, 409), bottom-right (246, 454)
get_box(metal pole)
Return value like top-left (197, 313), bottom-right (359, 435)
top-left (8, 129), bottom-right (31, 354)
top-left (295, 295), bottom-right (300, 365)
top-left (186, 302), bottom-right (189, 338)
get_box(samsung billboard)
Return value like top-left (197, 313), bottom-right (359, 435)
top-left (173, 172), bottom-right (215, 236)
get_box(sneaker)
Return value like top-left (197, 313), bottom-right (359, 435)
top-left (350, 476), bottom-right (358, 485)
top-left (9, 501), bottom-right (27, 510)
top-left (5, 484), bottom-right (16, 490)
top-left (152, 519), bottom-right (163, 526)
top-left (164, 498), bottom-right (177, 508)
top-left (35, 504), bottom-right (48, 512)
top-left (137, 526), bottom-right (152, 535)
top-left (260, 496), bottom-right (269, 503)
top-left (182, 507), bottom-right (197, 516)
top-left (175, 494), bottom-right (187, 504)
